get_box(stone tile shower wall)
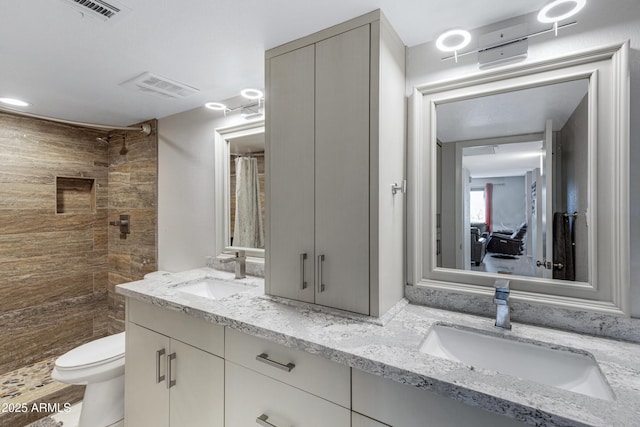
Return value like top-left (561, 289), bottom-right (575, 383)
top-left (0, 111), bottom-right (157, 374)
top-left (107, 120), bottom-right (158, 333)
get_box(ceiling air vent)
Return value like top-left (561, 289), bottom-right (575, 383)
top-left (59, 0), bottom-right (131, 23)
top-left (120, 72), bottom-right (200, 100)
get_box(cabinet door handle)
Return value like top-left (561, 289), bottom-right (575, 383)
top-left (256, 414), bottom-right (279, 427)
top-left (166, 352), bottom-right (176, 389)
top-left (317, 254), bottom-right (325, 293)
top-left (256, 353), bottom-right (295, 372)
top-left (300, 253), bottom-right (307, 290)
top-left (155, 349), bottom-right (165, 383)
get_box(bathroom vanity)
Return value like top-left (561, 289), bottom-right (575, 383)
top-left (117, 269), bottom-right (640, 427)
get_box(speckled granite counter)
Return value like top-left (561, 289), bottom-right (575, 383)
top-left (116, 268), bottom-right (640, 427)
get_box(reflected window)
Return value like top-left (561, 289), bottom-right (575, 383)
top-left (469, 189), bottom-right (486, 224)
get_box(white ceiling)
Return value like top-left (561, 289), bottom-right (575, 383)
top-left (437, 79), bottom-right (589, 143)
top-left (0, 0), bottom-right (553, 127)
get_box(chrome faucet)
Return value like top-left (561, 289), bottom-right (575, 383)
top-left (220, 250), bottom-right (246, 279)
top-left (494, 279), bottom-right (511, 330)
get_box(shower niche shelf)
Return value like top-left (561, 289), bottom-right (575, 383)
top-left (56, 176), bottom-right (96, 214)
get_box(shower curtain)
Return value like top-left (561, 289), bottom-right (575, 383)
top-left (233, 156), bottom-right (264, 248)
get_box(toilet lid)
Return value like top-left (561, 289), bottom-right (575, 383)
top-left (56, 332), bottom-right (125, 369)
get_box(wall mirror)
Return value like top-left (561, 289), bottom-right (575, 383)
top-left (408, 42), bottom-right (630, 315)
top-left (214, 121), bottom-right (265, 258)
top-left (437, 78), bottom-right (589, 282)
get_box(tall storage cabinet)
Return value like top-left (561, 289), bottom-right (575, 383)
top-left (266, 10), bottom-right (406, 316)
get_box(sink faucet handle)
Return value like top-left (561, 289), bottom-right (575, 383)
top-left (235, 250), bottom-right (246, 259)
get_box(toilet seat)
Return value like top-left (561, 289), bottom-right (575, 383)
top-left (55, 332), bottom-right (125, 370)
top-left (52, 332), bottom-right (126, 385)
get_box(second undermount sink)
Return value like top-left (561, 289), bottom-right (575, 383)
top-left (420, 324), bottom-right (614, 401)
top-left (177, 278), bottom-right (253, 300)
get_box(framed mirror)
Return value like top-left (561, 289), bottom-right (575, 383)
top-left (214, 121), bottom-right (265, 258)
top-left (436, 78), bottom-right (589, 282)
top-left (408, 42), bottom-right (630, 315)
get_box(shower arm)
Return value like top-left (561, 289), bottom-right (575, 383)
top-left (0, 105), bottom-right (152, 135)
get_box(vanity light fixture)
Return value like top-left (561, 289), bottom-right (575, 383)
top-left (435, 29), bottom-right (472, 62)
top-left (240, 88), bottom-right (264, 100)
top-left (537, 0), bottom-right (586, 35)
top-left (437, 0), bottom-right (585, 65)
top-left (0, 97), bottom-right (30, 107)
top-left (205, 102), bottom-right (227, 111)
top-left (205, 88), bottom-right (264, 120)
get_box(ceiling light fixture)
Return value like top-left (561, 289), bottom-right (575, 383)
top-left (240, 88), bottom-right (264, 100)
top-left (538, 0), bottom-right (586, 35)
top-left (205, 102), bottom-right (227, 111)
top-left (435, 29), bottom-right (472, 62)
top-left (0, 97), bottom-right (30, 107)
top-left (205, 88), bottom-right (264, 120)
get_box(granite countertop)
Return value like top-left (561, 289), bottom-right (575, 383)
top-left (116, 268), bottom-right (640, 427)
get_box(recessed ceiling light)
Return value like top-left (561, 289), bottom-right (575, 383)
top-left (537, 0), bottom-right (586, 23)
top-left (240, 88), bottom-right (263, 100)
top-left (0, 97), bottom-right (30, 107)
top-left (435, 29), bottom-right (472, 52)
top-left (205, 102), bottom-right (227, 111)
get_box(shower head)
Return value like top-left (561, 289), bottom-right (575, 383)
top-left (96, 133), bottom-right (125, 145)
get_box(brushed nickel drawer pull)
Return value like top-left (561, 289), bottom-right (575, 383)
top-left (256, 414), bottom-right (278, 427)
top-left (166, 352), bottom-right (176, 389)
top-left (256, 353), bottom-right (295, 372)
top-left (317, 254), bottom-right (325, 293)
top-left (300, 253), bottom-right (308, 290)
top-left (155, 349), bottom-right (165, 383)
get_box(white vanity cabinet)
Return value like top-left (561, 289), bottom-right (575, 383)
top-left (352, 369), bottom-right (527, 427)
top-left (224, 328), bottom-right (351, 426)
top-left (266, 10), bottom-right (406, 316)
top-left (124, 299), bottom-right (224, 427)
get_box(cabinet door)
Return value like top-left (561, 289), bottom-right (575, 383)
top-left (169, 340), bottom-right (224, 427)
top-left (125, 323), bottom-right (170, 427)
top-left (315, 24), bottom-right (371, 314)
top-left (225, 361), bottom-right (350, 427)
top-left (267, 44), bottom-right (316, 303)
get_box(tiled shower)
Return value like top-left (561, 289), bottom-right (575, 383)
top-left (0, 111), bottom-right (157, 426)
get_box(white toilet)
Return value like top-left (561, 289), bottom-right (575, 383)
top-left (52, 332), bottom-right (126, 427)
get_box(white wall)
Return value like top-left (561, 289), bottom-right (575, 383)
top-left (158, 107), bottom-right (247, 272)
top-left (406, 0), bottom-right (640, 316)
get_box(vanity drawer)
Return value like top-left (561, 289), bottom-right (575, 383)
top-left (127, 298), bottom-right (224, 357)
top-left (225, 361), bottom-right (350, 427)
top-left (224, 327), bottom-right (350, 407)
top-left (353, 369), bottom-right (526, 427)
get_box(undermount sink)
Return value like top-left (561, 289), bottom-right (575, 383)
top-left (177, 278), bottom-right (253, 300)
top-left (420, 324), bottom-right (614, 401)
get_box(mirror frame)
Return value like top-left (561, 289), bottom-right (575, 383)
top-left (213, 120), bottom-right (265, 258)
top-left (408, 42), bottom-right (630, 316)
